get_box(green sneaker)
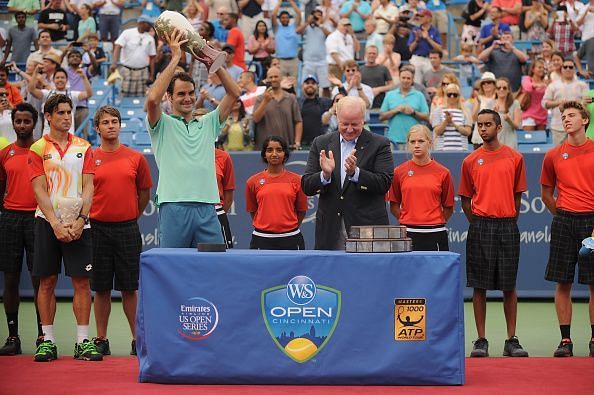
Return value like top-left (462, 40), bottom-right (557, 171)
top-left (34, 340), bottom-right (58, 362)
top-left (74, 339), bottom-right (103, 361)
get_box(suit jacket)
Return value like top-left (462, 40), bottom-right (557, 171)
top-left (301, 129), bottom-right (394, 250)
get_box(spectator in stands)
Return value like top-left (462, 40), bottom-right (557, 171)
top-left (38, 0), bottom-right (69, 43)
top-left (110, 15), bottom-right (157, 97)
top-left (27, 31), bottom-right (62, 69)
top-left (540, 101), bottom-right (594, 359)
top-left (548, 50), bottom-right (565, 81)
top-left (271, 0), bottom-right (301, 78)
top-left (141, 0), bottom-right (164, 19)
top-left (426, 0), bottom-right (448, 52)
top-left (81, 34), bottom-right (107, 73)
top-left (461, 0), bottom-right (490, 45)
top-left (321, 92), bottom-right (344, 134)
top-left (207, 0), bottom-right (236, 21)
top-left (431, 83), bottom-right (472, 151)
top-left (248, 20), bottom-right (275, 75)
top-left (189, 21), bottom-right (217, 91)
top-left (431, 72), bottom-right (461, 110)
top-left (493, 77), bottom-right (521, 150)
top-left (297, 8), bottom-right (331, 98)
top-left (390, 22), bottom-right (412, 62)
top-left (541, 39), bottom-right (555, 74)
top-left (521, 59), bottom-right (548, 131)
top-left (222, 44), bottom-right (244, 81)
top-left (380, 67), bottom-right (429, 149)
top-left (212, 6), bottom-right (230, 42)
top-left (564, 0), bottom-right (585, 25)
top-left (0, 66), bottom-right (23, 109)
top-left (407, 9), bottom-right (442, 84)
top-left (253, 67), bottom-right (302, 150)
top-left (364, 18), bottom-right (383, 54)
top-left (422, 49), bottom-right (453, 99)
top-left (29, 66), bottom-right (93, 135)
top-left (340, 0), bottom-right (372, 42)
top-left (393, 63), bottom-right (431, 107)
top-left (388, 124), bottom-right (455, 251)
top-left (399, 0), bottom-right (426, 23)
top-left (478, 7), bottom-right (510, 51)
top-left (329, 60), bottom-right (374, 111)
top-left (1, 12), bottom-right (38, 66)
top-left (77, 4), bottom-right (97, 42)
top-left (224, 13), bottom-right (246, 70)
top-left (452, 44), bottom-right (481, 87)
top-left (197, 72), bottom-right (226, 112)
top-left (372, 0), bottom-right (400, 36)
top-left (153, 42), bottom-right (173, 80)
top-left (319, 0), bottom-right (339, 32)
top-left (326, 19), bottom-right (359, 80)
top-left (492, 0), bottom-right (522, 39)
top-left (238, 0), bottom-right (264, 39)
top-left (376, 34), bottom-right (401, 81)
top-left (542, 58), bottom-right (589, 145)
top-left (478, 26), bottom-right (528, 92)
top-left (184, 0), bottom-right (205, 31)
top-left (238, 71), bottom-right (265, 117)
top-left (360, 45), bottom-right (393, 109)
top-left (548, 5), bottom-right (579, 58)
top-left (471, 72), bottom-right (498, 147)
top-left (299, 74), bottom-right (332, 147)
top-left (576, 38), bottom-right (594, 78)
top-left (64, 48), bottom-right (95, 137)
top-left (523, 0), bottom-right (549, 43)
top-left (7, 0), bottom-right (41, 27)
top-left (246, 135), bottom-right (307, 250)
top-left (218, 98), bottom-right (250, 151)
top-left (41, 52), bottom-right (62, 86)
top-left (97, 0), bottom-right (125, 44)
top-left (90, 105), bottom-right (152, 358)
top-left (577, 0), bottom-right (594, 42)
top-left (460, 108), bottom-right (529, 359)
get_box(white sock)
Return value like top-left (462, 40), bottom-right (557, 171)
top-left (76, 325), bottom-right (89, 343)
top-left (42, 325), bottom-right (55, 343)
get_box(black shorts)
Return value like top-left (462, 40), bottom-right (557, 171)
top-left (250, 229), bottom-right (305, 250)
top-left (545, 210), bottom-right (594, 284)
top-left (91, 219), bottom-right (142, 292)
top-left (32, 218), bottom-right (93, 278)
top-left (406, 226), bottom-right (449, 252)
top-left (466, 216), bottom-right (520, 291)
top-left (0, 210), bottom-right (35, 273)
top-left (217, 211), bottom-right (234, 249)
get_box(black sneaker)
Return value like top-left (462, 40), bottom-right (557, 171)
top-left (589, 340), bottom-right (594, 357)
top-left (34, 340), bottom-right (58, 362)
top-left (503, 336), bottom-right (529, 357)
top-left (554, 339), bottom-right (573, 357)
top-left (36, 336), bottom-right (44, 347)
top-left (93, 337), bottom-right (111, 355)
top-left (0, 337), bottom-right (22, 356)
top-left (130, 340), bottom-right (137, 356)
top-left (74, 339), bottom-right (103, 361)
top-left (470, 337), bottom-right (489, 357)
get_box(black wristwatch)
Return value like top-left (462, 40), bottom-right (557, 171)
top-left (78, 214), bottom-right (89, 225)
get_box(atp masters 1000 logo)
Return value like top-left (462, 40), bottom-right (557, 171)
top-left (261, 276), bottom-right (341, 363)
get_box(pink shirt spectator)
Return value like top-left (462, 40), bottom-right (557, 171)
top-left (248, 35), bottom-right (275, 59)
top-left (520, 76), bottom-right (547, 126)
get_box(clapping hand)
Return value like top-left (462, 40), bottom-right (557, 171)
top-left (344, 149), bottom-right (357, 177)
top-left (320, 149), bottom-right (335, 181)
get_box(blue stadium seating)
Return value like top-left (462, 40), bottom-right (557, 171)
top-left (517, 130), bottom-right (547, 144)
top-left (119, 132), bottom-right (134, 147)
top-left (369, 123), bottom-right (388, 136)
top-left (519, 144), bottom-right (554, 153)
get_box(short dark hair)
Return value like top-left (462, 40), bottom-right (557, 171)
top-left (94, 105), bottom-right (121, 127)
top-left (38, 29), bottom-right (51, 39)
top-left (261, 136), bottom-right (290, 164)
top-left (429, 49), bottom-right (443, 58)
top-left (0, 65), bottom-right (8, 75)
top-left (279, 10), bottom-right (290, 17)
top-left (477, 108), bottom-right (501, 126)
top-left (53, 67), bottom-right (68, 79)
top-left (167, 72), bottom-right (195, 95)
top-left (14, 11), bottom-right (26, 19)
top-left (227, 12), bottom-right (238, 22)
top-left (11, 102), bottom-right (39, 127)
top-left (44, 94), bottom-right (72, 115)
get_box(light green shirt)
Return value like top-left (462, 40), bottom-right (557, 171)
top-left (587, 90), bottom-right (594, 141)
top-left (7, 0), bottom-right (40, 27)
top-left (146, 109), bottom-right (221, 205)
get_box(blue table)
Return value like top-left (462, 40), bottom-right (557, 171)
top-left (137, 249), bottom-right (465, 385)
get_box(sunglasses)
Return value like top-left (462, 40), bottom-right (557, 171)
top-left (446, 92), bottom-right (459, 98)
top-left (481, 80), bottom-right (495, 85)
top-left (496, 86), bottom-right (508, 90)
top-left (562, 65), bottom-right (575, 69)
top-left (442, 82), bottom-right (451, 86)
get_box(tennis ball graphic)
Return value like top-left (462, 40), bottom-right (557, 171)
top-left (284, 338), bottom-right (318, 362)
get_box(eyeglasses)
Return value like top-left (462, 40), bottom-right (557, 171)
top-left (481, 81), bottom-right (495, 85)
top-left (446, 92), bottom-right (459, 98)
top-left (496, 86), bottom-right (508, 90)
top-left (562, 65), bottom-right (575, 69)
top-left (442, 82), bottom-right (450, 86)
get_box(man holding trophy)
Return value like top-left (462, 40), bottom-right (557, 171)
top-left (28, 94), bottom-right (100, 362)
top-left (147, 13), bottom-right (241, 248)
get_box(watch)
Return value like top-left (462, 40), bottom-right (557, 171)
top-left (78, 214), bottom-right (90, 225)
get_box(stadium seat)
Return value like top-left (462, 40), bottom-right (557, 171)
top-left (369, 111), bottom-right (382, 124)
top-left (517, 130), bottom-right (547, 144)
top-left (134, 132), bottom-right (151, 146)
top-left (119, 132), bottom-right (134, 147)
top-left (119, 97), bottom-right (144, 106)
top-left (519, 144), bottom-right (554, 153)
top-left (368, 123), bottom-right (388, 136)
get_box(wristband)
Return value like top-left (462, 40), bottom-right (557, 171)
top-left (78, 214), bottom-right (89, 225)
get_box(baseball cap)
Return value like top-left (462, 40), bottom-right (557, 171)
top-left (303, 74), bottom-right (319, 84)
top-left (221, 43), bottom-right (235, 53)
top-left (138, 15), bottom-right (155, 25)
top-left (499, 25), bottom-right (512, 34)
top-left (480, 72), bottom-right (496, 83)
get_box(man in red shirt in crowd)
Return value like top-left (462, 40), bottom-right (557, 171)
top-left (90, 106), bottom-right (152, 356)
top-left (541, 101), bottom-right (594, 357)
top-left (224, 13), bottom-right (246, 70)
top-left (0, 103), bottom-right (42, 355)
top-left (459, 108), bottom-right (529, 358)
top-left (0, 65), bottom-right (23, 108)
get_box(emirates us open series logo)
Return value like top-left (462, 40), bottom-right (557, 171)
top-left (177, 297), bottom-right (219, 340)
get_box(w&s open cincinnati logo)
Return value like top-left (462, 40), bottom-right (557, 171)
top-left (261, 276), bottom-right (341, 363)
top-left (177, 297), bottom-right (219, 340)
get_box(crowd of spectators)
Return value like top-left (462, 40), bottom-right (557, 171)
top-left (1, 0), bottom-right (594, 151)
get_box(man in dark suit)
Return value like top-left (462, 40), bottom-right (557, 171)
top-left (302, 96), bottom-right (394, 250)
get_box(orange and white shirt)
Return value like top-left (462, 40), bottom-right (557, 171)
top-left (0, 143), bottom-right (38, 211)
top-left (28, 134), bottom-right (94, 220)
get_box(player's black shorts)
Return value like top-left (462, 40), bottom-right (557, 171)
top-left (405, 225), bottom-right (449, 251)
top-left (545, 210), bottom-right (594, 284)
top-left (466, 216), bottom-right (520, 291)
top-left (250, 228), bottom-right (305, 250)
top-left (0, 210), bottom-right (35, 273)
top-left (32, 218), bottom-right (93, 278)
top-left (91, 219), bottom-right (142, 292)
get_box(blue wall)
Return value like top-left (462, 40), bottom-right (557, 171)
top-left (4, 151), bottom-right (589, 298)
